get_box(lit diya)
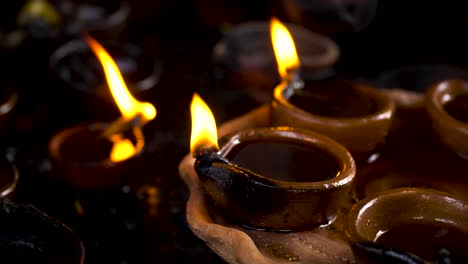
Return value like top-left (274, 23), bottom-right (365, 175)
top-left (190, 93), bottom-right (355, 231)
top-left (269, 18), bottom-right (394, 159)
top-left (49, 34), bottom-right (156, 190)
top-left (212, 19), bottom-right (339, 104)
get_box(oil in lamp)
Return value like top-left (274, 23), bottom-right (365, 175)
top-left (48, 34), bottom-right (156, 190)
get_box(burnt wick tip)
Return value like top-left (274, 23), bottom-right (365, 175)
top-left (194, 148), bottom-right (228, 168)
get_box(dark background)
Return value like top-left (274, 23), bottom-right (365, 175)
top-left (0, 0), bottom-right (467, 263)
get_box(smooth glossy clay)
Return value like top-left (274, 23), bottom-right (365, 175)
top-left (48, 122), bottom-right (143, 190)
top-left (426, 80), bottom-right (468, 157)
top-left (347, 188), bottom-right (468, 262)
top-left (195, 127), bottom-right (356, 231)
top-left (272, 77), bottom-right (395, 155)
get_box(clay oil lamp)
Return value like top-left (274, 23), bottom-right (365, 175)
top-left (212, 19), bottom-right (339, 103)
top-left (426, 80), bottom-right (468, 158)
top-left (190, 93), bottom-right (356, 231)
top-left (269, 19), bottom-right (394, 160)
top-left (49, 37), bottom-right (162, 120)
top-left (48, 35), bottom-right (156, 190)
top-left (0, 198), bottom-right (85, 264)
top-left (347, 188), bottom-right (468, 263)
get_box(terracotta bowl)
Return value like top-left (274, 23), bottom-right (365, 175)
top-left (48, 122), bottom-right (143, 190)
top-left (272, 80), bottom-right (395, 155)
top-left (194, 126), bottom-right (356, 231)
top-left (426, 79), bottom-right (468, 157)
top-left (347, 188), bottom-right (468, 261)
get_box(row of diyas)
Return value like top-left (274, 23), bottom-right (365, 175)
top-left (0, 16), bottom-right (465, 263)
top-left (181, 18), bottom-right (468, 263)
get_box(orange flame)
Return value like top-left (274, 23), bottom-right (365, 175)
top-left (270, 17), bottom-right (300, 79)
top-left (85, 35), bottom-right (155, 162)
top-left (190, 93), bottom-right (219, 155)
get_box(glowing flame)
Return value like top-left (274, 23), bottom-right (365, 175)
top-left (270, 17), bottom-right (300, 79)
top-left (85, 35), bottom-right (154, 162)
top-left (109, 135), bottom-right (136, 162)
top-left (190, 93), bottom-right (219, 154)
top-left (85, 35), bottom-right (156, 122)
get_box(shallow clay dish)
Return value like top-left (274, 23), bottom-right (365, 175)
top-left (179, 89), bottom-right (468, 263)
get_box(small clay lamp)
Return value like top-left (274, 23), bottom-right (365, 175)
top-left (347, 188), bottom-right (468, 263)
top-left (268, 19), bottom-right (394, 157)
top-left (49, 35), bottom-right (156, 190)
top-left (49, 38), bottom-right (162, 119)
top-left (426, 79), bottom-right (468, 157)
top-left (213, 19), bottom-right (339, 103)
top-left (190, 93), bottom-right (356, 231)
top-left (48, 122), bottom-right (143, 190)
top-left (0, 198), bottom-right (85, 264)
